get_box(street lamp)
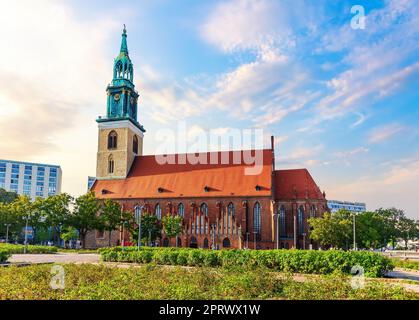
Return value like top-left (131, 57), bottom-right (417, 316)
top-left (23, 215), bottom-right (29, 254)
top-left (4, 224), bottom-right (11, 244)
top-left (134, 206), bottom-right (143, 250)
top-left (353, 213), bottom-right (357, 251)
top-left (276, 213), bottom-right (280, 250)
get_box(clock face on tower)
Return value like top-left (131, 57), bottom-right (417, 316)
top-left (114, 94), bottom-right (121, 101)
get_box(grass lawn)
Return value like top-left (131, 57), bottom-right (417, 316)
top-left (392, 259), bottom-right (419, 271)
top-left (0, 264), bottom-right (416, 300)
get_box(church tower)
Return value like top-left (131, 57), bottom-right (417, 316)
top-left (96, 25), bottom-right (145, 180)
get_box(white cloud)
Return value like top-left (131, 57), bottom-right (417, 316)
top-left (329, 156), bottom-right (419, 218)
top-left (0, 0), bottom-right (121, 196)
top-left (368, 123), bottom-right (405, 144)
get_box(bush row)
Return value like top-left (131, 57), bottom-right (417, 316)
top-left (0, 244), bottom-right (58, 254)
top-left (99, 247), bottom-right (394, 277)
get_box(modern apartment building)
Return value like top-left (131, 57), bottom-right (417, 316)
top-left (0, 159), bottom-right (62, 200)
top-left (327, 200), bottom-right (366, 213)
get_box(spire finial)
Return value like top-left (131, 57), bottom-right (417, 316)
top-left (120, 24), bottom-right (128, 54)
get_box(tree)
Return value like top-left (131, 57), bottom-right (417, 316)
top-left (0, 188), bottom-right (18, 204)
top-left (39, 193), bottom-right (73, 245)
top-left (9, 196), bottom-right (42, 243)
top-left (375, 207), bottom-right (404, 249)
top-left (130, 213), bottom-right (162, 246)
top-left (398, 217), bottom-right (418, 250)
top-left (100, 199), bottom-right (124, 247)
top-left (162, 215), bottom-right (183, 247)
top-left (68, 192), bottom-right (102, 249)
top-left (308, 211), bottom-right (352, 249)
top-left (60, 227), bottom-right (79, 248)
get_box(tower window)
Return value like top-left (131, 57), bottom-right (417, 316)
top-left (108, 155), bottom-right (114, 174)
top-left (133, 135), bottom-right (138, 154)
top-left (108, 131), bottom-right (118, 149)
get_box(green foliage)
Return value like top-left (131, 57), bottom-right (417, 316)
top-left (393, 259), bottom-right (419, 271)
top-left (309, 208), bottom-right (419, 250)
top-left (0, 249), bottom-right (10, 263)
top-left (60, 227), bottom-right (78, 242)
top-left (0, 188), bottom-right (18, 204)
top-left (130, 213), bottom-right (162, 245)
top-left (99, 247), bottom-right (394, 277)
top-left (162, 215), bottom-right (183, 243)
top-left (0, 264), bottom-right (415, 300)
top-left (0, 243), bottom-right (58, 254)
top-left (68, 192), bottom-right (101, 248)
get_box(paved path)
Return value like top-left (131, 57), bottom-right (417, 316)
top-left (9, 253), bottom-right (100, 264)
top-left (387, 268), bottom-right (419, 281)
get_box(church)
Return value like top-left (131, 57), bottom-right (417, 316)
top-left (87, 27), bottom-right (328, 250)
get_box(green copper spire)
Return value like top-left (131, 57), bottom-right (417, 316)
top-left (97, 25), bottom-right (145, 133)
top-left (120, 24), bottom-right (128, 54)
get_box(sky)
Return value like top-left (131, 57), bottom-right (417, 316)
top-left (0, 0), bottom-right (418, 217)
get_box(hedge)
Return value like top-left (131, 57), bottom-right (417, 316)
top-left (99, 247), bottom-right (394, 277)
top-left (0, 250), bottom-right (10, 263)
top-left (0, 244), bottom-right (58, 254)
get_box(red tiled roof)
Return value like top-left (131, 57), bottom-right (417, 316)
top-left (274, 169), bottom-right (325, 200)
top-left (92, 149), bottom-right (273, 199)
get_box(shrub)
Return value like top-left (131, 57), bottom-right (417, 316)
top-left (99, 247), bottom-right (394, 277)
top-left (0, 244), bottom-right (58, 254)
top-left (0, 249), bottom-right (11, 263)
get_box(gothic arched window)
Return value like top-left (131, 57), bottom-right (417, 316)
top-left (310, 205), bottom-right (317, 218)
top-left (298, 205), bottom-right (305, 236)
top-left (108, 155), bottom-right (114, 174)
top-left (253, 202), bottom-right (261, 240)
top-left (108, 131), bottom-right (118, 149)
top-left (227, 203), bottom-right (235, 233)
top-left (178, 203), bottom-right (185, 218)
top-left (200, 203), bottom-right (208, 216)
top-left (279, 205), bottom-right (286, 237)
top-left (133, 135), bottom-right (139, 154)
top-left (155, 203), bottom-right (162, 220)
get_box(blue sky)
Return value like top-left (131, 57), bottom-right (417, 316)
top-left (0, 0), bottom-right (418, 217)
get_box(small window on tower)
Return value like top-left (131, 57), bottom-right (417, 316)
top-left (133, 135), bottom-right (138, 154)
top-left (108, 131), bottom-right (118, 149)
top-left (108, 155), bottom-right (114, 174)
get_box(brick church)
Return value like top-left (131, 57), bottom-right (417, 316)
top-left (87, 27), bottom-right (328, 250)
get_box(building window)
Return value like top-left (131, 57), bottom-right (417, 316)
top-left (253, 202), bottom-right (261, 240)
top-left (298, 205), bottom-right (305, 236)
top-left (279, 205), bottom-right (286, 237)
top-left (133, 135), bottom-right (138, 154)
top-left (163, 238), bottom-right (169, 247)
top-left (96, 230), bottom-right (104, 239)
top-left (203, 238), bottom-right (209, 249)
top-left (108, 155), bottom-right (114, 174)
top-left (178, 203), bottom-right (184, 218)
top-left (227, 203), bottom-right (235, 233)
top-left (200, 203), bottom-right (208, 216)
top-left (310, 205), bottom-right (317, 218)
top-left (108, 131), bottom-right (118, 149)
top-left (155, 203), bottom-right (162, 220)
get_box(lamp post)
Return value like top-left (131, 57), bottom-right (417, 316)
top-left (276, 213), bottom-right (280, 250)
top-left (353, 213), bottom-right (357, 251)
top-left (134, 206), bottom-right (143, 250)
top-left (23, 215), bottom-right (29, 254)
top-left (4, 224), bottom-right (11, 244)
